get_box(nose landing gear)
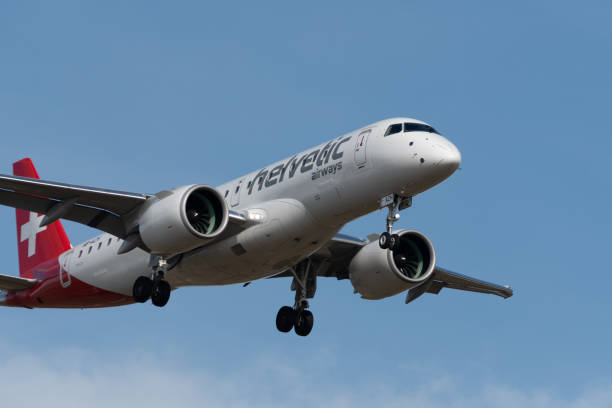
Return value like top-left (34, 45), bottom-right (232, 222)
top-left (275, 258), bottom-right (318, 336)
top-left (378, 194), bottom-right (412, 250)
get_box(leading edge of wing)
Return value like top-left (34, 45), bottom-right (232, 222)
top-left (0, 174), bottom-right (149, 215)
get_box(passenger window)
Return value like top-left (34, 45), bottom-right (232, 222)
top-left (98, 242), bottom-right (102, 250)
top-left (224, 190), bottom-right (229, 198)
top-left (108, 238), bottom-right (112, 246)
top-left (88, 247), bottom-right (92, 254)
top-left (78, 250), bottom-right (83, 258)
top-left (384, 123), bottom-right (402, 136)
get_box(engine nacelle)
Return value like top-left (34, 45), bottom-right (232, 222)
top-left (349, 230), bottom-right (436, 300)
top-left (138, 185), bottom-right (228, 255)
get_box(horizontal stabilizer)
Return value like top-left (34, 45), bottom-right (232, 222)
top-left (0, 273), bottom-right (38, 291)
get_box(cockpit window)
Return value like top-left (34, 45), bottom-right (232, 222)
top-left (404, 122), bottom-right (439, 134)
top-left (384, 123), bottom-right (403, 136)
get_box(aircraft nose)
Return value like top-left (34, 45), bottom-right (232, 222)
top-left (440, 139), bottom-right (461, 172)
top-left (425, 136), bottom-right (461, 182)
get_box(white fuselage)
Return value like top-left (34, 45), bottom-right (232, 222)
top-left (62, 118), bottom-right (461, 296)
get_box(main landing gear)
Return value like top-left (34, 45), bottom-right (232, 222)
top-left (132, 256), bottom-right (172, 307)
top-left (276, 258), bottom-right (318, 336)
top-left (378, 194), bottom-right (412, 251)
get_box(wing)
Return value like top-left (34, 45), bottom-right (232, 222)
top-left (273, 233), bottom-right (513, 303)
top-left (424, 266), bottom-right (512, 298)
top-left (0, 273), bottom-right (37, 291)
top-left (0, 174), bottom-right (149, 237)
top-left (403, 266), bottom-right (513, 304)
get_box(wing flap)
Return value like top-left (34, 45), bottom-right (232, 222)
top-left (309, 233), bottom-right (366, 279)
top-left (270, 234), bottom-right (366, 280)
top-left (0, 274), bottom-right (37, 291)
top-left (0, 187), bottom-right (128, 237)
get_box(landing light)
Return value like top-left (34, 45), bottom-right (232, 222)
top-left (246, 210), bottom-right (266, 222)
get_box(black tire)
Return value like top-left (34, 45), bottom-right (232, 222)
top-left (276, 306), bottom-right (296, 333)
top-left (388, 234), bottom-right (400, 251)
top-left (294, 310), bottom-right (314, 337)
top-left (132, 276), bottom-right (153, 303)
top-left (378, 232), bottom-right (390, 249)
top-left (151, 280), bottom-right (171, 307)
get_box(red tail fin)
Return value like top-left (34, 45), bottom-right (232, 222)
top-left (13, 158), bottom-right (71, 278)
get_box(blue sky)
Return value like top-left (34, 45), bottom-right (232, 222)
top-left (1, 1), bottom-right (611, 406)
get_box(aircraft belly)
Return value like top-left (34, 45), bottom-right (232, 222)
top-left (173, 245), bottom-right (307, 286)
top-left (69, 243), bottom-right (150, 296)
top-left (60, 198), bottom-right (342, 292)
top-left (173, 214), bottom-right (338, 286)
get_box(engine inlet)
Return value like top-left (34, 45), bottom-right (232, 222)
top-left (184, 187), bottom-right (225, 237)
top-left (388, 230), bottom-right (435, 283)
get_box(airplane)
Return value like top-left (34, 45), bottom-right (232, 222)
top-left (0, 117), bottom-right (512, 336)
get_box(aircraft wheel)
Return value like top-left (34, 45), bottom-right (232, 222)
top-left (379, 232), bottom-right (390, 249)
top-left (132, 276), bottom-right (153, 303)
top-left (151, 280), bottom-right (171, 307)
top-left (294, 310), bottom-right (314, 337)
top-left (388, 234), bottom-right (401, 251)
top-left (276, 306), bottom-right (296, 333)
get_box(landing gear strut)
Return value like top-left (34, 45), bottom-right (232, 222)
top-left (378, 194), bottom-right (412, 251)
top-left (276, 258), bottom-right (318, 336)
top-left (132, 256), bottom-right (172, 307)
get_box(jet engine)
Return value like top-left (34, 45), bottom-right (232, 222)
top-left (138, 185), bottom-right (228, 255)
top-left (349, 230), bottom-right (436, 300)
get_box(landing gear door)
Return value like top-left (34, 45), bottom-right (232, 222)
top-left (354, 130), bottom-right (371, 168)
top-left (59, 250), bottom-right (72, 288)
top-left (230, 179), bottom-right (243, 207)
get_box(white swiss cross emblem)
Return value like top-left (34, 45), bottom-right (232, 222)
top-left (20, 212), bottom-right (47, 257)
